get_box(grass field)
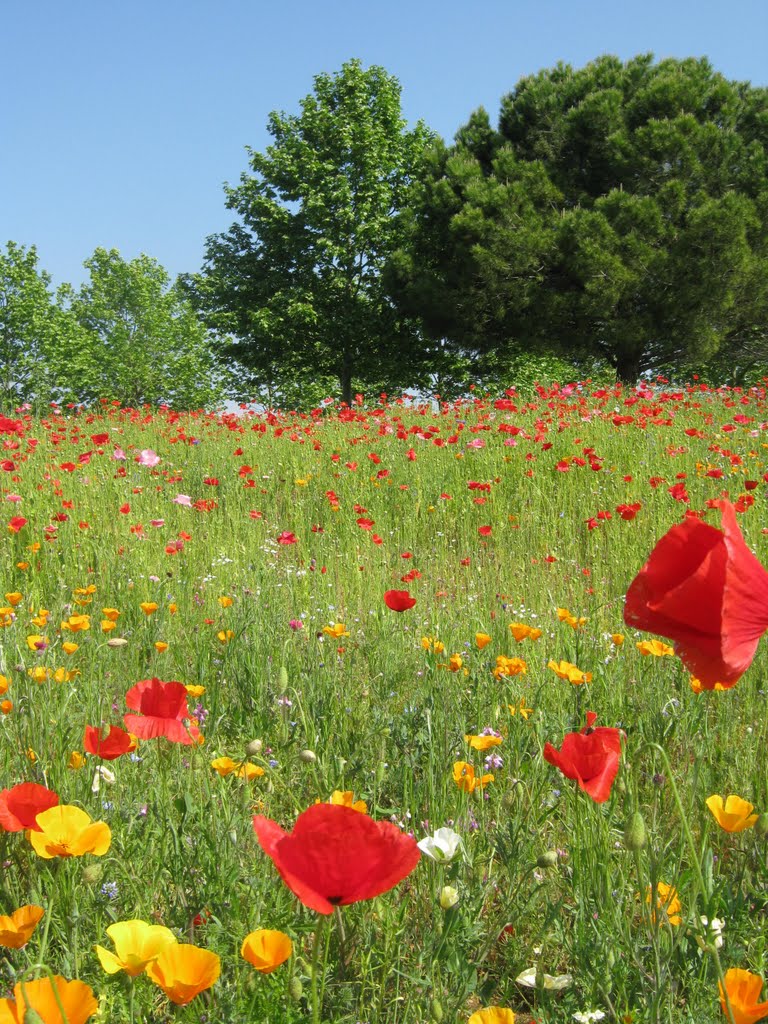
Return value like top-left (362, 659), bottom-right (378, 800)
top-left (1, 382), bottom-right (767, 1023)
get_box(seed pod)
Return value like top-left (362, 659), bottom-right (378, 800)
top-left (288, 976), bottom-right (304, 1001)
top-left (278, 666), bottom-right (289, 689)
top-left (536, 850), bottom-right (558, 869)
top-left (754, 812), bottom-right (768, 837)
top-left (624, 811), bottom-right (647, 851)
top-left (24, 1010), bottom-right (47, 1024)
top-left (430, 997), bottom-right (444, 1021)
top-left (245, 739), bottom-right (263, 756)
top-left (299, 749), bottom-right (317, 764)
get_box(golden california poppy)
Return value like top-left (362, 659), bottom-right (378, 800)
top-left (0, 976), bottom-right (97, 1023)
top-left (241, 929), bottom-right (292, 973)
top-left (95, 919), bottom-right (177, 977)
top-left (28, 805), bottom-right (111, 859)
top-left (0, 905), bottom-right (44, 949)
top-left (706, 795), bottom-right (759, 833)
top-left (146, 943), bottom-right (220, 1005)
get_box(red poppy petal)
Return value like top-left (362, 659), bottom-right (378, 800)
top-left (123, 714), bottom-right (194, 745)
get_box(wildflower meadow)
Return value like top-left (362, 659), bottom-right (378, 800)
top-left (1, 381), bottom-right (768, 1024)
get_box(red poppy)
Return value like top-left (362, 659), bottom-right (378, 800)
top-left (277, 531), bottom-right (297, 545)
top-left (383, 589), bottom-right (416, 612)
top-left (7, 516), bottom-right (27, 533)
top-left (0, 783), bottom-right (59, 832)
top-left (543, 712), bottom-right (622, 804)
top-left (84, 724), bottom-right (133, 760)
top-left (124, 678), bottom-right (199, 745)
top-left (253, 803), bottom-right (420, 914)
top-left (624, 500), bottom-right (768, 687)
top-left (478, 525), bottom-right (492, 536)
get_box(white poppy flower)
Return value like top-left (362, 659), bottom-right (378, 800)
top-left (417, 826), bottom-right (463, 863)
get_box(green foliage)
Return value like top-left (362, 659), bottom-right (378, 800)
top-left (187, 60), bottom-right (447, 406)
top-left (390, 55), bottom-right (768, 382)
top-left (0, 241), bottom-right (81, 412)
top-left (61, 248), bottom-right (225, 408)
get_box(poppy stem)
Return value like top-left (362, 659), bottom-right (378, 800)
top-left (310, 914), bottom-right (327, 1024)
top-left (333, 905), bottom-right (347, 980)
top-left (642, 742), bottom-right (737, 1024)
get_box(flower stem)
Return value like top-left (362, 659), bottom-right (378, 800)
top-left (310, 914), bottom-right (327, 1024)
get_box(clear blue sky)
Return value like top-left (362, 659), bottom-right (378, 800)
top-left (4, 0), bottom-right (766, 290)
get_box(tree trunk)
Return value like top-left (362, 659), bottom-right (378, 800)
top-left (614, 352), bottom-right (643, 386)
top-left (339, 355), bottom-right (353, 407)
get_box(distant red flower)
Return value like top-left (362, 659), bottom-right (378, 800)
top-left (277, 531), bottom-right (297, 545)
top-left (384, 589), bottom-right (416, 612)
top-left (90, 433), bottom-right (109, 444)
top-left (84, 724), bottom-right (133, 760)
top-left (7, 516), bottom-right (27, 533)
top-left (478, 525), bottom-right (492, 536)
top-left (543, 712), bottom-right (622, 804)
top-left (253, 803), bottom-right (420, 914)
top-left (616, 502), bottom-right (642, 521)
top-left (624, 500), bottom-right (768, 687)
top-left (0, 783), bottom-right (59, 832)
top-left (124, 678), bottom-right (199, 745)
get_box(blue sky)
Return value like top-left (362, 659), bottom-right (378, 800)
top-left (4, 0), bottom-right (766, 290)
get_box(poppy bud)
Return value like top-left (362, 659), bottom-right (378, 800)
top-left (439, 886), bottom-right (459, 910)
top-left (288, 976), bottom-right (304, 1001)
top-left (245, 739), bottom-right (263, 756)
top-left (536, 850), bottom-right (558, 869)
top-left (755, 812), bottom-right (768, 837)
top-left (82, 864), bottom-right (103, 885)
top-left (23, 1010), bottom-right (46, 1024)
top-left (430, 997), bottom-right (444, 1021)
top-left (623, 811), bottom-right (647, 851)
top-left (106, 637), bottom-right (128, 648)
top-left (299, 749), bottom-right (316, 763)
top-left (278, 666), bottom-right (289, 688)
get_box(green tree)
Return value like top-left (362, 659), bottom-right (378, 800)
top-left (186, 59), bottom-right (440, 406)
top-left (0, 241), bottom-right (80, 411)
top-left (390, 56), bottom-right (768, 382)
top-left (63, 248), bottom-right (225, 408)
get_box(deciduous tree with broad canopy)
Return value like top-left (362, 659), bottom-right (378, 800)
top-left (186, 59), bottom-right (443, 406)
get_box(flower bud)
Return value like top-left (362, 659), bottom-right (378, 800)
top-left (754, 812), bottom-right (768, 837)
top-left (288, 976), bottom-right (304, 1001)
top-left (430, 997), bottom-right (444, 1021)
top-left (439, 886), bottom-right (459, 910)
top-left (245, 739), bottom-right (263, 756)
top-left (299, 749), bottom-right (317, 764)
top-left (278, 666), bottom-right (289, 689)
top-left (24, 1010), bottom-right (47, 1024)
top-left (623, 811), bottom-right (647, 851)
top-left (106, 637), bottom-right (128, 648)
top-left (82, 864), bottom-right (103, 885)
top-left (536, 850), bottom-right (558, 869)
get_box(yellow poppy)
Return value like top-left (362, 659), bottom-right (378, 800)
top-left (146, 943), bottom-right (220, 1005)
top-left (508, 698), bottom-right (533, 720)
top-left (493, 655), bottom-right (527, 679)
top-left (3, 593), bottom-right (23, 607)
top-left (465, 734), bottom-right (502, 751)
top-left (636, 639), bottom-right (675, 657)
top-left (0, 976), bottom-right (97, 1023)
top-left (421, 636), bottom-right (445, 654)
top-left (218, 596), bottom-right (233, 608)
top-left (453, 762), bottom-right (494, 793)
top-left (475, 632), bottom-right (492, 650)
top-left (548, 660), bottom-right (593, 685)
top-left (469, 1010), bottom-right (516, 1024)
top-left (322, 623), bottom-right (350, 639)
top-left (61, 614), bottom-right (90, 632)
top-left (646, 881), bottom-right (682, 927)
top-left (0, 905), bottom-right (44, 949)
top-left (102, 608), bottom-right (120, 621)
top-left (706, 795), bottom-right (759, 833)
top-left (719, 968), bottom-right (768, 1024)
top-left (28, 805), bottom-right (111, 859)
top-left (241, 929), bottom-right (293, 973)
top-left (62, 641), bottom-right (79, 655)
top-left (95, 919), bottom-right (177, 977)
top-left (68, 752), bottom-right (85, 770)
top-left (509, 623), bottom-right (542, 642)
top-left (210, 757), bottom-right (265, 780)
top-left (140, 602), bottom-right (158, 616)
top-left (329, 790), bottom-right (367, 814)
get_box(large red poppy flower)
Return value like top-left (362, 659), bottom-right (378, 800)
top-left (383, 589), bottom-right (416, 612)
top-left (253, 803), bottom-right (421, 914)
top-left (84, 724), bottom-right (133, 760)
top-left (124, 678), bottom-right (199, 745)
top-left (543, 712), bottom-right (622, 804)
top-left (0, 783), bottom-right (60, 832)
top-left (624, 501), bottom-right (768, 688)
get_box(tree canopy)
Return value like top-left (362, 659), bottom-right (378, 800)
top-left (388, 55), bottom-right (768, 382)
top-left (186, 59), bottom-right (441, 406)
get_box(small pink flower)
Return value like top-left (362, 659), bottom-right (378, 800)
top-left (150, 519), bottom-right (165, 528)
top-left (112, 448), bottom-right (126, 461)
top-left (173, 495), bottom-right (193, 507)
top-left (5, 494), bottom-right (22, 503)
top-left (289, 619), bottom-right (304, 631)
top-left (137, 449), bottom-right (161, 467)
